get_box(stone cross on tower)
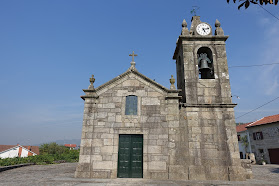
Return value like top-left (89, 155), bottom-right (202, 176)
top-left (129, 51), bottom-right (138, 70)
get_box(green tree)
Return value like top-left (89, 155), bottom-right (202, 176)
top-left (1, 142), bottom-right (79, 166)
top-left (240, 135), bottom-right (249, 153)
top-left (39, 142), bottom-right (69, 155)
top-left (227, 0), bottom-right (278, 9)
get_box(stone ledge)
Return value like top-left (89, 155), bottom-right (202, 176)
top-left (80, 95), bottom-right (99, 100)
top-left (179, 35), bottom-right (229, 41)
top-left (181, 103), bottom-right (237, 108)
top-left (165, 95), bottom-right (182, 100)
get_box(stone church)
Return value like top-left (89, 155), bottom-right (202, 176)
top-left (75, 16), bottom-right (247, 181)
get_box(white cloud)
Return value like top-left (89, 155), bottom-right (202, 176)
top-left (266, 78), bottom-right (278, 95)
top-left (258, 17), bottom-right (271, 25)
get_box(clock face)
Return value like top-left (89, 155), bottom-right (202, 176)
top-left (196, 23), bottom-right (211, 36)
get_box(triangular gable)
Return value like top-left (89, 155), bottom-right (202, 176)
top-left (81, 64), bottom-right (181, 100)
top-left (23, 145), bottom-right (40, 155)
top-left (89, 69), bottom-right (178, 96)
top-left (20, 145), bottom-right (38, 155)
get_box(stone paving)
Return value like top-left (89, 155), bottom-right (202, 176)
top-left (0, 163), bottom-right (278, 185)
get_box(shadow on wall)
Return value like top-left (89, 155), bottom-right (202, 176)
top-left (270, 168), bottom-right (279, 173)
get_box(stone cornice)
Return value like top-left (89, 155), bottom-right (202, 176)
top-left (181, 103), bottom-right (237, 108)
top-left (80, 95), bottom-right (99, 100)
top-left (166, 89), bottom-right (181, 93)
top-left (81, 89), bottom-right (98, 100)
top-left (173, 35), bottom-right (229, 60)
top-left (93, 69), bottom-right (180, 94)
top-left (179, 35), bottom-right (229, 41)
top-left (83, 89), bottom-right (97, 92)
top-left (165, 95), bottom-right (182, 100)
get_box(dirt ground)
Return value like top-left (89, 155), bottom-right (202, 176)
top-left (0, 163), bottom-right (278, 185)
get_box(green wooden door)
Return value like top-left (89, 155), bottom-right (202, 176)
top-left (117, 134), bottom-right (143, 178)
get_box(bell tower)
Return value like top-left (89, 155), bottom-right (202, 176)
top-left (173, 16), bottom-right (246, 181)
top-left (174, 16), bottom-right (232, 105)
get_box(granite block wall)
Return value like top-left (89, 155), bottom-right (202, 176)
top-left (75, 72), bottom-right (181, 179)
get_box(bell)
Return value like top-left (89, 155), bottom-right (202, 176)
top-left (200, 59), bottom-right (209, 69)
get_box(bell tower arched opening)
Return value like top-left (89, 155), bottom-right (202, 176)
top-left (197, 47), bottom-right (214, 79)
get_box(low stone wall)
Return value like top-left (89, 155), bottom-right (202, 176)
top-left (240, 159), bottom-right (253, 179)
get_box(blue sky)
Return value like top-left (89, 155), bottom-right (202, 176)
top-left (0, 0), bottom-right (278, 145)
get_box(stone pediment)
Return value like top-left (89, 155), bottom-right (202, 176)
top-left (81, 68), bottom-right (180, 100)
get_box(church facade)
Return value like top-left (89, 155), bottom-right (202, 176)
top-left (75, 16), bottom-right (247, 181)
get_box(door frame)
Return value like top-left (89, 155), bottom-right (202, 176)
top-left (117, 134), bottom-right (143, 178)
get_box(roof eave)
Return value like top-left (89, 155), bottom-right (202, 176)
top-left (81, 69), bottom-right (182, 100)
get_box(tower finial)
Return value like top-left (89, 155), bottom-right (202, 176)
top-left (182, 19), bottom-right (187, 28)
top-left (169, 75), bottom-right (176, 90)
top-left (88, 75), bottom-right (95, 89)
top-left (215, 19), bottom-right (221, 28)
top-left (181, 19), bottom-right (189, 36)
top-left (215, 19), bottom-right (224, 36)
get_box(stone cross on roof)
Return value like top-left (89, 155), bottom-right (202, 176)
top-left (129, 51), bottom-right (138, 70)
top-left (129, 51), bottom-right (138, 62)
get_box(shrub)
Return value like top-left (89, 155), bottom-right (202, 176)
top-left (0, 143), bottom-right (79, 166)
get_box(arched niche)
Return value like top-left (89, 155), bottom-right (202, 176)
top-left (197, 47), bottom-right (214, 79)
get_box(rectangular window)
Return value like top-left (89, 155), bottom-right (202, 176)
top-left (237, 135), bottom-right (240, 141)
top-left (125, 95), bottom-right (137, 115)
top-left (253, 132), bottom-right (263, 140)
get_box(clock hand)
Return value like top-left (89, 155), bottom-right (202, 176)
top-left (202, 28), bottom-right (206, 33)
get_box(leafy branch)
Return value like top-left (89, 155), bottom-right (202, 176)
top-left (227, 0), bottom-right (278, 9)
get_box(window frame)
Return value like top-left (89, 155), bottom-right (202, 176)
top-left (125, 95), bottom-right (138, 116)
top-left (253, 132), bottom-right (263, 140)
